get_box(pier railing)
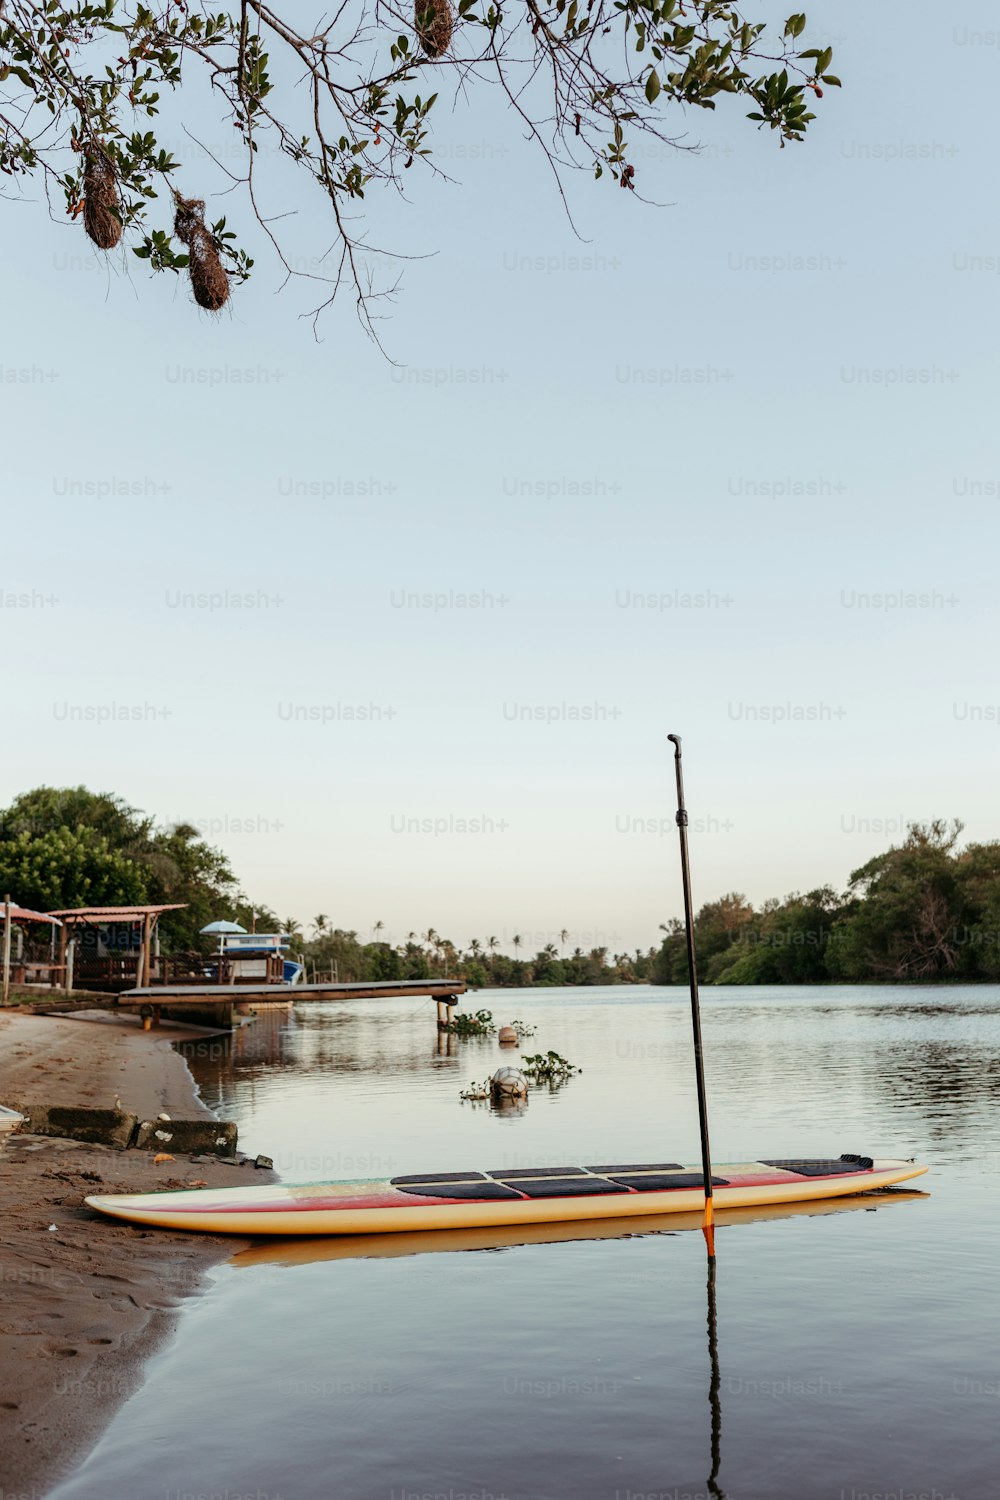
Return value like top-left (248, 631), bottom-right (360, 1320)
top-left (71, 951), bottom-right (288, 992)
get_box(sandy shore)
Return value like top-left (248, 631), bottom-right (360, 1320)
top-left (0, 1010), bottom-right (274, 1498)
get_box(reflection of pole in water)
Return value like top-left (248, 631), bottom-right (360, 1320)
top-left (706, 1255), bottom-right (726, 1500)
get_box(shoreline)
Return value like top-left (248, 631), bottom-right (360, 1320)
top-left (0, 1010), bottom-right (274, 1499)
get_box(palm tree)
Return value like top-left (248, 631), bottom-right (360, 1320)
top-left (372, 919), bottom-right (385, 942)
top-left (469, 938), bottom-right (482, 958)
top-left (512, 934), bottom-right (522, 960)
top-left (283, 916), bottom-right (303, 943)
top-left (486, 935), bottom-right (499, 955)
top-left (312, 914), bottom-right (329, 938)
top-left (559, 928), bottom-right (569, 954)
top-left (439, 938), bottom-right (457, 977)
top-left (542, 942), bottom-right (557, 960)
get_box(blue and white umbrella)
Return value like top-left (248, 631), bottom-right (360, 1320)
top-left (200, 919), bottom-right (247, 953)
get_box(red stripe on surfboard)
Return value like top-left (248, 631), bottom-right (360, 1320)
top-left (158, 1192), bottom-right (421, 1215)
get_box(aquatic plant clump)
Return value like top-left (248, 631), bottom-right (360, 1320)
top-left (82, 147), bottom-right (122, 250)
top-left (444, 1008), bottom-right (496, 1037)
top-left (520, 1050), bottom-right (579, 1084)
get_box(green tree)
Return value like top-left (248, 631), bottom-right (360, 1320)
top-left (531, 945), bottom-right (564, 985)
top-left (2, 785), bottom-right (153, 848)
top-left (0, 826), bottom-right (149, 911)
top-left (146, 820), bottom-right (243, 947)
top-left (653, 894), bottom-right (754, 983)
top-left (952, 842), bottom-right (1000, 980)
top-left (367, 941), bottom-right (402, 980)
top-left (708, 888), bottom-right (837, 984)
top-left (827, 822), bottom-right (964, 982)
top-left (0, 785), bottom-right (273, 950)
top-left (0, 3), bottom-right (840, 328)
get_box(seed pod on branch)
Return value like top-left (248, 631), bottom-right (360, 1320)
top-left (414, 0), bottom-right (453, 58)
top-left (82, 145), bottom-right (122, 250)
top-left (173, 195), bottom-right (230, 311)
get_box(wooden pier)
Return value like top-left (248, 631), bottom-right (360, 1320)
top-left (34, 978), bottom-right (467, 1031)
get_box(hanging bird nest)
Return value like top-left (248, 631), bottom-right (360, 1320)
top-left (414, 0), bottom-right (453, 58)
top-left (173, 195), bottom-right (230, 311)
top-left (82, 145), bottom-right (122, 251)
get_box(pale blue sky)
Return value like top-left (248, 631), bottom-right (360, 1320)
top-left (2, 2), bottom-right (997, 951)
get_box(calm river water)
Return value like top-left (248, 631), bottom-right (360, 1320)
top-left (53, 985), bottom-right (998, 1500)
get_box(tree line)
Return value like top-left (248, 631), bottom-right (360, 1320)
top-left (1, 790), bottom-right (997, 985)
top-left (299, 920), bottom-right (656, 988)
top-left (654, 820), bottom-right (1000, 984)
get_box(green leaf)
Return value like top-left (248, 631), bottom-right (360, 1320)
top-left (645, 68), bottom-right (661, 102)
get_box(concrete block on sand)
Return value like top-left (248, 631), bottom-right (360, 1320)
top-left (133, 1118), bottom-right (238, 1156)
top-left (18, 1103), bottom-right (139, 1150)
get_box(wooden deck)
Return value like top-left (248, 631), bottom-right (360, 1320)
top-left (123, 979), bottom-right (466, 1004)
top-left (32, 978), bottom-right (467, 1030)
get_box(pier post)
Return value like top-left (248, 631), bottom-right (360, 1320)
top-left (436, 999), bottom-right (450, 1030)
top-left (2, 896), bottom-right (11, 1007)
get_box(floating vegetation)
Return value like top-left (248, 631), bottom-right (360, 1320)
top-left (509, 1019), bottom-right (536, 1038)
top-left (521, 1050), bottom-right (580, 1085)
top-left (444, 1008), bottom-right (496, 1037)
top-left (459, 1078), bottom-right (491, 1101)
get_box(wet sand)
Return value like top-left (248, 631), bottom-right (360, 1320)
top-left (0, 1011), bottom-right (274, 1498)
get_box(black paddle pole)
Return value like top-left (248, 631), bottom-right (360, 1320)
top-left (667, 733), bottom-right (716, 1257)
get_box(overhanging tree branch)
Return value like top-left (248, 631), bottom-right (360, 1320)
top-left (0, 1), bottom-right (840, 329)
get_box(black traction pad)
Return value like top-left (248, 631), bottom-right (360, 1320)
top-left (488, 1166), bottom-right (589, 1179)
top-left (395, 1181), bottom-right (525, 1200)
top-left (508, 1177), bottom-right (633, 1198)
top-left (391, 1172), bottom-right (489, 1185)
top-left (585, 1164), bottom-right (684, 1174)
top-left (760, 1159), bottom-right (871, 1177)
top-left (608, 1172), bottom-right (731, 1191)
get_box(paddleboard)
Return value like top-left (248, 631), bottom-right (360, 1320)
top-left (85, 1154), bottom-right (928, 1235)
